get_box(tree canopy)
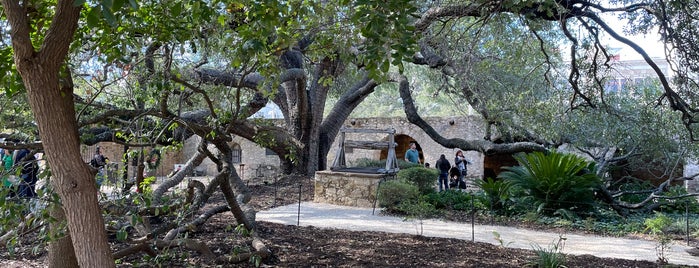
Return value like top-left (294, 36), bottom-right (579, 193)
top-left (2, 0), bottom-right (699, 266)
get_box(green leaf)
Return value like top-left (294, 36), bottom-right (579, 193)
top-left (112, 0), bottom-right (126, 11)
top-left (380, 59), bottom-right (390, 73)
top-left (217, 15), bottom-right (227, 26)
top-left (101, 5), bottom-right (117, 27)
top-left (171, 2), bottom-right (183, 17)
top-left (116, 229), bottom-right (128, 241)
top-left (102, 0), bottom-right (113, 9)
top-left (86, 7), bottom-right (101, 28)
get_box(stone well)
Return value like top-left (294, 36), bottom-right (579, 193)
top-left (314, 170), bottom-right (390, 207)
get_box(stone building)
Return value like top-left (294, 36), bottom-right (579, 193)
top-left (83, 116), bottom-right (491, 183)
top-left (190, 116), bottom-right (491, 182)
top-left (81, 115), bottom-right (699, 196)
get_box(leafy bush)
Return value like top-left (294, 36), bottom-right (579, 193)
top-left (644, 212), bottom-right (673, 263)
top-left (398, 197), bottom-right (440, 235)
top-left (354, 158), bottom-right (384, 168)
top-left (570, 210), bottom-right (647, 236)
top-left (657, 185), bottom-right (699, 213)
top-left (398, 198), bottom-right (440, 219)
top-left (474, 177), bottom-right (513, 213)
top-left (498, 151), bottom-right (602, 215)
top-left (530, 235), bottom-right (567, 268)
top-left (424, 190), bottom-right (473, 211)
top-left (396, 159), bottom-right (424, 170)
top-left (396, 167), bottom-right (437, 194)
top-left (616, 179), bottom-right (654, 204)
top-left (377, 179), bottom-right (420, 212)
top-left (644, 212), bottom-right (672, 235)
top-left (354, 158), bottom-right (422, 170)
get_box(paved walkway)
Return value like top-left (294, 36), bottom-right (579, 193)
top-left (257, 202), bottom-right (699, 267)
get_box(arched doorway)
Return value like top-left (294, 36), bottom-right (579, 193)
top-left (381, 134), bottom-right (424, 164)
top-left (483, 153), bottom-right (518, 180)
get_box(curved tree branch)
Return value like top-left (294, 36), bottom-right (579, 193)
top-left (395, 73), bottom-right (546, 155)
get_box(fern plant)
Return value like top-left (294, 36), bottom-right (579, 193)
top-left (474, 177), bottom-right (512, 213)
top-left (498, 151), bottom-right (601, 215)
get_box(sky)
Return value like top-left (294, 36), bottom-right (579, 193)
top-left (600, 13), bottom-right (666, 61)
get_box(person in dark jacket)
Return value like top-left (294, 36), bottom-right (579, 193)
top-left (15, 149), bottom-right (39, 198)
top-left (454, 150), bottom-right (470, 189)
top-left (91, 146), bottom-right (108, 188)
top-left (435, 154), bottom-right (451, 192)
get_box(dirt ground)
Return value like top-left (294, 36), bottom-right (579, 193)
top-left (0, 175), bottom-right (694, 267)
top-left (226, 176), bottom-right (677, 268)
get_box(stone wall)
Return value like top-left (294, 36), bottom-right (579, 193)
top-left (81, 142), bottom-right (183, 179)
top-left (314, 170), bottom-right (385, 207)
top-left (84, 116), bottom-right (699, 197)
top-left (182, 135), bottom-right (281, 182)
top-left (166, 116), bottom-right (488, 181)
top-left (684, 159), bottom-right (699, 194)
top-left (326, 116), bottom-right (486, 179)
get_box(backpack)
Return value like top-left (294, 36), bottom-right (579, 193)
top-left (90, 157), bottom-right (98, 167)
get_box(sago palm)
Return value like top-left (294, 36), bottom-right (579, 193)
top-left (498, 151), bottom-right (601, 215)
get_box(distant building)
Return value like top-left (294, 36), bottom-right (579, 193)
top-left (604, 52), bottom-right (672, 94)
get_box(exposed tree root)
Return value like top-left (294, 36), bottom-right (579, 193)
top-left (154, 238), bottom-right (216, 260)
top-left (218, 235), bottom-right (271, 264)
top-left (113, 242), bottom-right (157, 260)
top-left (0, 213), bottom-right (35, 244)
top-left (164, 205), bottom-right (229, 241)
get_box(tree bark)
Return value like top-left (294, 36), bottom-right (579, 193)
top-left (23, 67), bottom-right (115, 267)
top-left (395, 73), bottom-right (547, 155)
top-left (47, 204), bottom-right (78, 268)
top-left (1, 0), bottom-right (115, 266)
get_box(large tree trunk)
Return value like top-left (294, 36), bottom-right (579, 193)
top-left (47, 203), bottom-right (79, 267)
top-left (2, 0), bottom-right (115, 266)
top-left (23, 67), bottom-right (115, 267)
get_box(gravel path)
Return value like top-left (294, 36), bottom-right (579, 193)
top-left (257, 202), bottom-right (699, 267)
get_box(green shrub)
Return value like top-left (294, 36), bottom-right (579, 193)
top-left (397, 167), bottom-right (437, 194)
top-left (644, 212), bottom-right (672, 235)
top-left (616, 179), bottom-right (655, 204)
top-left (498, 151), bottom-right (601, 215)
top-left (474, 177), bottom-right (512, 213)
top-left (396, 159), bottom-right (424, 170)
top-left (377, 179), bottom-right (420, 212)
top-left (530, 235), bottom-right (567, 268)
top-left (657, 185), bottom-right (699, 213)
top-left (354, 158), bottom-right (385, 168)
top-left (644, 212), bottom-right (672, 263)
top-left (398, 198), bottom-right (439, 219)
top-left (354, 158), bottom-right (422, 170)
top-left (398, 198), bottom-right (440, 235)
top-left (424, 190), bottom-right (473, 211)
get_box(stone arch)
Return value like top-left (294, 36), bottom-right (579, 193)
top-left (382, 134), bottom-right (424, 164)
top-left (483, 153), bottom-right (517, 179)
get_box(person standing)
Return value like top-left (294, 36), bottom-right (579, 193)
top-left (91, 146), bottom-right (108, 187)
top-left (2, 149), bottom-right (14, 197)
top-left (454, 150), bottom-right (470, 189)
top-left (16, 149), bottom-right (39, 198)
top-left (404, 142), bottom-right (420, 164)
top-left (435, 154), bottom-right (451, 192)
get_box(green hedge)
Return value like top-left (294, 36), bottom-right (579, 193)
top-left (397, 167), bottom-right (437, 194)
top-left (377, 179), bottom-right (420, 212)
